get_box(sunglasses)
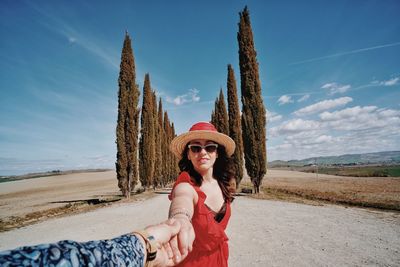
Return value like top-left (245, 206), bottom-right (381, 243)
top-left (188, 144), bottom-right (218, 153)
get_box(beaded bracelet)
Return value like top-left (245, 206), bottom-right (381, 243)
top-left (169, 209), bottom-right (192, 221)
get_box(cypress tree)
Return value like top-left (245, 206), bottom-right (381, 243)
top-left (211, 89), bottom-right (229, 135)
top-left (227, 64), bottom-right (244, 188)
top-left (170, 122), bottom-right (179, 179)
top-left (157, 99), bottom-right (166, 187)
top-left (116, 32), bottom-right (140, 198)
top-left (212, 99), bottom-right (217, 127)
top-left (163, 111), bottom-right (171, 185)
top-left (139, 74), bottom-right (156, 188)
top-left (211, 98), bottom-right (218, 126)
top-left (217, 89), bottom-right (229, 135)
top-left (153, 94), bottom-right (163, 189)
top-left (210, 110), bottom-right (216, 125)
top-left (237, 6), bottom-right (267, 193)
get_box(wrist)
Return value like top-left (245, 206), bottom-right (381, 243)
top-left (133, 230), bottom-right (158, 267)
top-left (169, 208), bottom-right (192, 221)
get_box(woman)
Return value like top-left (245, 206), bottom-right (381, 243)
top-left (0, 218), bottom-right (193, 267)
top-left (168, 122), bottom-right (235, 267)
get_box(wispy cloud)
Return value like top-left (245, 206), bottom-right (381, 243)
top-left (29, 3), bottom-right (119, 69)
top-left (319, 106), bottom-right (378, 122)
top-left (293, 97), bottom-right (353, 116)
top-left (372, 76), bottom-right (400, 87)
top-left (68, 36), bottom-right (77, 44)
top-left (298, 94), bottom-right (310, 102)
top-left (277, 95), bottom-right (294, 105)
top-left (267, 110), bottom-right (282, 123)
top-left (270, 118), bottom-right (320, 136)
top-left (321, 82), bottom-right (351, 95)
top-left (289, 41), bottom-right (400, 65)
top-left (166, 88), bottom-right (200, 106)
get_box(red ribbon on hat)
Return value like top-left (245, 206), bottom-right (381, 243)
top-left (189, 122), bottom-right (217, 132)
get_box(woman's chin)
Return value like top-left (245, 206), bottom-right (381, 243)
top-left (194, 164), bottom-right (212, 173)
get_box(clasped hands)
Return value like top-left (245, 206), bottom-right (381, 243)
top-left (143, 217), bottom-right (195, 267)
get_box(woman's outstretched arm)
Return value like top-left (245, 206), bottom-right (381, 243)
top-left (168, 183), bottom-right (197, 261)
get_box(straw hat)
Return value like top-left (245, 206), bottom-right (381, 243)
top-left (170, 122), bottom-right (236, 158)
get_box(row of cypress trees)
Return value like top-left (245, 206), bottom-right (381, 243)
top-left (211, 6), bottom-right (266, 193)
top-left (116, 33), bottom-right (178, 198)
top-left (139, 74), bottom-right (179, 189)
top-left (117, 6), bottom-right (266, 196)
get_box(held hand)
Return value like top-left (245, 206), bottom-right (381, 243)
top-left (144, 218), bottom-right (195, 266)
top-left (165, 217), bottom-right (195, 265)
top-left (174, 217), bottom-right (195, 259)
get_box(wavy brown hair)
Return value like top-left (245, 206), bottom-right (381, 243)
top-left (178, 143), bottom-right (235, 202)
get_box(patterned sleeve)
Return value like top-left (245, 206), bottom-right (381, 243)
top-left (0, 233), bottom-right (145, 267)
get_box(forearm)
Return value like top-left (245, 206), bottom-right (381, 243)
top-left (0, 234), bottom-right (145, 266)
top-left (169, 195), bottom-right (194, 221)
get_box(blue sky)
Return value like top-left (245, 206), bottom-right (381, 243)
top-left (0, 0), bottom-right (399, 175)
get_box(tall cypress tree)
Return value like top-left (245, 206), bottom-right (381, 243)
top-left (237, 6), bottom-right (267, 193)
top-left (153, 94), bottom-right (163, 189)
top-left (116, 32), bottom-right (140, 198)
top-left (217, 89), bottom-right (229, 135)
top-left (210, 110), bottom-right (216, 125)
top-left (157, 99), bottom-right (166, 187)
top-left (227, 64), bottom-right (244, 188)
top-left (170, 122), bottom-right (179, 179)
top-left (211, 89), bottom-right (229, 135)
top-left (163, 111), bottom-right (171, 185)
top-left (139, 74), bottom-right (156, 188)
top-left (211, 98), bottom-right (218, 126)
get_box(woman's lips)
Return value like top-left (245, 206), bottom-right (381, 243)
top-left (198, 158), bottom-right (209, 164)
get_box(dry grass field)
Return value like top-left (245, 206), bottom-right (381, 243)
top-left (241, 169), bottom-right (400, 210)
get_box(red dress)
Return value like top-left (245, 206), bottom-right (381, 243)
top-left (169, 172), bottom-right (231, 267)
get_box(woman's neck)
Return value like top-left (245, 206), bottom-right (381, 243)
top-left (198, 168), bottom-right (214, 183)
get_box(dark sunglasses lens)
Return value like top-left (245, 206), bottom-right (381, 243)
top-left (189, 146), bottom-right (202, 153)
top-left (205, 145), bottom-right (217, 153)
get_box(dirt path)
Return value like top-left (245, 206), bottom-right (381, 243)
top-left (0, 194), bottom-right (399, 266)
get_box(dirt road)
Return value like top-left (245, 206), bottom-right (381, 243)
top-left (0, 194), bottom-right (399, 266)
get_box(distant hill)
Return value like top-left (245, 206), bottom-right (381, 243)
top-left (269, 151), bottom-right (400, 167)
top-left (0, 169), bottom-right (112, 183)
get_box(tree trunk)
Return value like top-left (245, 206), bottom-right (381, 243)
top-left (253, 179), bottom-right (260, 194)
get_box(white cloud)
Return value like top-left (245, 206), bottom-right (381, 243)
top-left (370, 77), bottom-right (400, 87)
top-left (277, 95), bottom-right (294, 105)
top-left (269, 118), bottom-right (320, 136)
top-left (321, 82), bottom-right (351, 94)
top-left (293, 97), bottom-right (353, 116)
top-left (323, 107), bottom-right (400, 131)
top-left (319, 106), bottom-right (378, 121)
top-left (381, 77), bottom-right (399, 86)
top-left (266, 110), bottom-right (282, 123)
top-left (298, 94), bottom-right (310, 102)
top-left (268, 105), bottom-right (400, 161)
top-left (166, 88), bottom-right (200, 106)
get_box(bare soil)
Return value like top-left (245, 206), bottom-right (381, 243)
top-left (0, 170), bottom-right (399, 266)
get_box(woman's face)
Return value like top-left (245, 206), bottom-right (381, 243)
top-left (187, 139), bottom-right (218, 174)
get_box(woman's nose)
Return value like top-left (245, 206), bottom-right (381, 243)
top-left (199, 147), bottom-right (207, 155)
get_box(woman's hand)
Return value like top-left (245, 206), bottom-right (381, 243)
top-left (168, 216), bottom-right (195, 264)
top-left (144, 218), bottom-right (195, 266)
